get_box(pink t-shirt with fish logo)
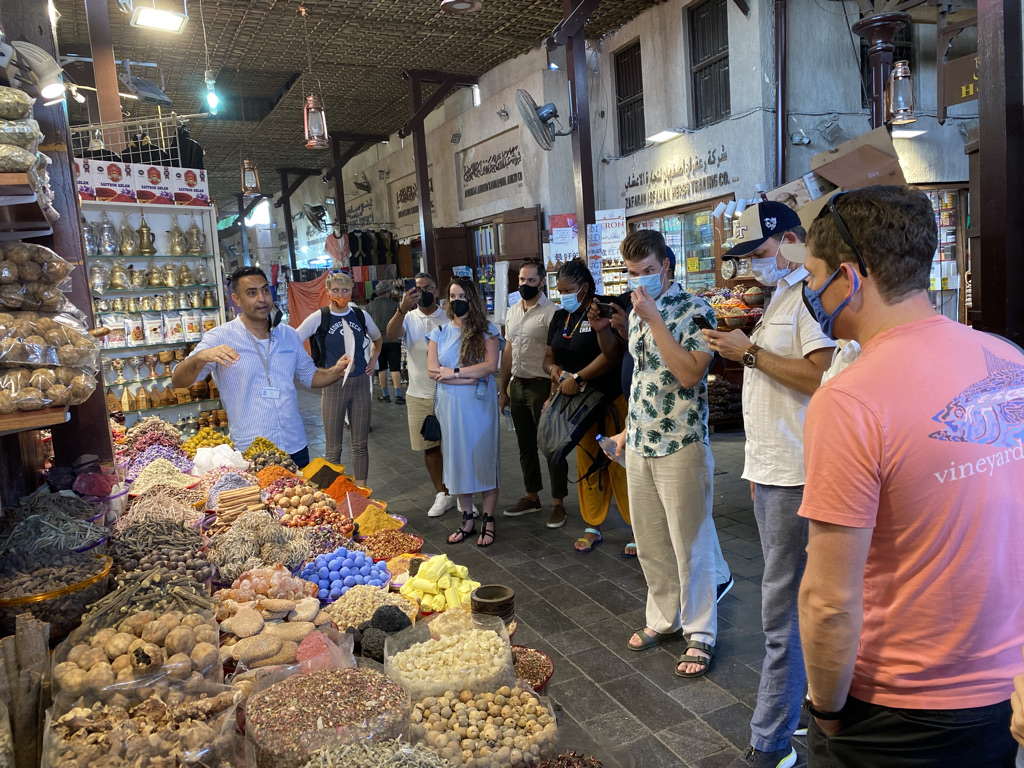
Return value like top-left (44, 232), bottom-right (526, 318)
top-left (801, 315), bottom-right (1024, 709)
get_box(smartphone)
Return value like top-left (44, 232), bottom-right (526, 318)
top-left (596, 302), bottom-right (616, 318)
top-left (692, 315), bottom-right (714, 331)
top-left (404, 278), bottom-right (417, 292)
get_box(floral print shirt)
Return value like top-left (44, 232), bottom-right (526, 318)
top-left (626, 282), bottom-right (715, 457)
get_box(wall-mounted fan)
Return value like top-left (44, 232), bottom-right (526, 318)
top-left (353, 172), bottom-right (372, 194)
top-left (302, 203), bottom-right (329, 233)
top-left (515, 89), bottom-right (574, 151)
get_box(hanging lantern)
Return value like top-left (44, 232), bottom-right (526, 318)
top-left (886, 60), bottom-right (917, 126)
top-left (303, 93), bottom-right (329, 149)
top-left (241, 157), bottom-right (261, 195)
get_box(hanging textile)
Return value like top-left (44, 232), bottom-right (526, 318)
top-left (326, 232), bottom-right (350, 267)
top-left (123, 133), bottom-right (173, 165)
top-left (174, 125), bottom-right (204, 169)
top-left (287, 270), bottom-right (329, 355)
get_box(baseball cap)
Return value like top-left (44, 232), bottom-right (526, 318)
top-left (723, 201), bottom-right (801, 258)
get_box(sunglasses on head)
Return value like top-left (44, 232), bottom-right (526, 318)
top-left (816, 192), bottom-right (869, 278)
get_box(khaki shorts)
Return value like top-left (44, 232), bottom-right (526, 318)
top-left (407, 394), bottom-right (441, 451)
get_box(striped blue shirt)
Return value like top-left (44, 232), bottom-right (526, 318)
top-left (188, 317), bottom-right (318, 454)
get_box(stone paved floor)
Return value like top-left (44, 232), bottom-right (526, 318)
top-left (297, 384), bottom-right (806, 768)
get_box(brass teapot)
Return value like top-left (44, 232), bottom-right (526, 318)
top-left (168, 214), bottom-right (187, 256)
top-left (137, 213), bottom-right (157, 256)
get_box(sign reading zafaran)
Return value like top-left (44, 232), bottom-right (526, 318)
top-left (457, 128), bottom-right (524, 210)
top-left (621, 144), bottom-right (731, 213)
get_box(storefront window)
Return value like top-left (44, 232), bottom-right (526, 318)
top-left (632, 207), bottom-right (715, 293)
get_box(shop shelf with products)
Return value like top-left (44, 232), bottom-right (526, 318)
top-left (471, 222), bottom-right (502, 315)
top-left (924, 187), bottom-right (966, 322)
top-left (0, 172), bottom-right (55, 241)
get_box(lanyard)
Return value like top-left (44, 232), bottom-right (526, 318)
top-left (247, 329), bottom-right (272, 386)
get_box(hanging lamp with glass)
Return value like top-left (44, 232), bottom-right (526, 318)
top-left (300, 5), bottom-right (329, 150)
top-left (240, 158), bottom-right (261, 195)
top-left (886, 60), bottom-right (917, 126)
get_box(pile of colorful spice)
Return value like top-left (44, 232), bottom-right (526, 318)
top-left (354, 503), bottom-right (402, 537)
top-left (242, 436), bottom-right (288, 460)
top-left (246, 667), bottom-right (409, 768)
top-left (215, 564), bottom-right (318, 603)
top-left (196, 465), bottom-right (258, 496)
top-left (128, 459), bottom-right (197, 496)
top-left (512, 646), bottom-right (554, 692)
top-left (108, 515), bottom-right (205, 577)
top-left (324, 584), bottom-right (418, 630)
top-left (116, 487), bottom-right (205, 532)
top-left (1, 510), bottom-right (107, 553)
top-left (323, 475), bottom-right (369, 506)
top-left (125, 444), bottom-right (193, 482)
top-left (305, 525), bottom-right (366, 562)
top-left (255, 464), bottom-right (296, 489)
top-left (537, 754), bottom-right (606, 768)
top-left (298, 546), bottom-right (390, 601)
top-left (121, 416), bottom-right (181, 457)
top-left (361, 530), bottom-right (422, 562)
top-left (299, 739), bottom-right (454, 768)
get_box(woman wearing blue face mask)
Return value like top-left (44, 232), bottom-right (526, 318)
top-left (542, 259), bottom-right (633, 555)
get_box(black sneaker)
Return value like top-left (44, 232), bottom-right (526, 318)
top-left (717, 575), bottom-right (735, 603)
top-left (378, 394), bottom-right (391, 403)
top-left (793, 704), bottom-right (809, 737)
top-left (395, 395), bottom-right (406, 405)
top-left (727, 747), bottom-right (796, 768)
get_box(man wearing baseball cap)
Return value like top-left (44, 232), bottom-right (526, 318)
top-left (703, 200), bottom-right (835, 768)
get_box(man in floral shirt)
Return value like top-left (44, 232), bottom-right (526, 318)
top-left (608, 229), bottom-right (723, 679)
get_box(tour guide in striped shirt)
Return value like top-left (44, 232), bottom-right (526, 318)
top-left (172, 266), bottom-right (351, 467)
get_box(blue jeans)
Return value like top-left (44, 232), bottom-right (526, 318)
top-left (750, 483), bottom-right (808, 753)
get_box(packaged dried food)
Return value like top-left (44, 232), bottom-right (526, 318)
top-left (142, 313), bottom-right (164, 345)
top-left (181, 310), bottom-right (202, 342)
top-left (124, 316), bottom-right (145, 347)
top-left (0, 118), bottom-right (43, 151)
top-left (202, 310), bottom-right (218, 334)
top-left (163, 312), bottom-right (185, 343)
top-left (0, 86), bottom-right (33, 120)
top-left (0, 144), bottom-right (36, 172)
top-left (105, 317), bottom-right (127, 349)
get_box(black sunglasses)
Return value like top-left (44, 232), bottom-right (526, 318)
top-left (816, 192), bottom-right (869, 278)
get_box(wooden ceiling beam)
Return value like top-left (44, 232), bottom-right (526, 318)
top-left (273, 169), bottom-right (320, 208)
top-left (543, 0), bottom-right (603, 50)
top-left (402, 69), bottom-right (478, 87)
top-left (397, 76), bottom-right (459, 139)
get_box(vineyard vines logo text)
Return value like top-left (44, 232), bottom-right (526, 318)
top-left (932, 439), bottom-right (1024, 483)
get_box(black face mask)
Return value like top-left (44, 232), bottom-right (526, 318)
top-left (519, 283), bottom-right (540, 301)
top-left (418, 290), bottom-right (435, 308)
top-left (451, 299), bottom-right (470, 318)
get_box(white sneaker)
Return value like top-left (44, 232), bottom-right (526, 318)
top-left (428, 492), bottom-right (454, 517)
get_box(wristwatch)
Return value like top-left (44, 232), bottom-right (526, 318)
top-left (804, 697), bottom-right (844, 721)
top-left (741, 344), bottom-right (761, 369)
top-left (571, 372), bottom-right (584, 386)
top-left (454, 367), bottom-right (460, 378)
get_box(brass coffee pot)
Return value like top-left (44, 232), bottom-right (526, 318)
top-left (137, 213), bottom-right (157, 256)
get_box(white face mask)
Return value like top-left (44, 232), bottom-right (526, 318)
top-left (749, 241), bottom-right (790, 286)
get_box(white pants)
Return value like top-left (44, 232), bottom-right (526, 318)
top-left (626, 441), bottom-right (718, 646)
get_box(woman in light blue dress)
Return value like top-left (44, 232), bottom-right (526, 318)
top-left (427, 277), bottom-right (503, 547)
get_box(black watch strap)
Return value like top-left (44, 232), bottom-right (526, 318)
top-left (804, 698), bottom-right (844, 720)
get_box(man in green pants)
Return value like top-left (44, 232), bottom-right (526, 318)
top-left (498, 257), bottom-right (567, 528)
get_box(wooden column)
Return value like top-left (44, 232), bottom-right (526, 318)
top-left (976, 0), bottom-right (1024, 340)
top-left (83, 0), bottom-right (125, 149)
top-left (279, 171), bottom-right (298, 270)
top-left (0, 0), bottom-right (114, 465)
top-left (330, 137), bottom-right (348, 230)
top-left (563, 0), bottom-right (596, 260)
top-left (408, 72), bottom-right (437, 278)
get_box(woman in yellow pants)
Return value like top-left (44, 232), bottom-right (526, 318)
top-left (544, 259), bottom-right (634, 556)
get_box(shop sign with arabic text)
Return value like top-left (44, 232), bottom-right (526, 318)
top-left (622, 144), bottom-right (732, 213)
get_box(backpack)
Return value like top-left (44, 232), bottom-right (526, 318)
top-left (309, 306), bottom-right (366, 367)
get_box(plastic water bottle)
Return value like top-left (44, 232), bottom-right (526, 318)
top-left (475, 378), bottom-right (487, 399)
top-left (596, 434), bottom-right (624, 466)
top-left (503, 407), bottom-right (515, 432)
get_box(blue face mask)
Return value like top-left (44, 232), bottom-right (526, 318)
top-left (561, 288), bottom-right (583, 313)
top-left (627, 273), bottom-right (664, 299)
top-left (802, 266), bottom-right (860, 340)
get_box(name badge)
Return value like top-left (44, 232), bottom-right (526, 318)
top-left (261, 387), bottom-right (281, 399)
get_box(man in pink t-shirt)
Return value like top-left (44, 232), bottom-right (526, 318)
top-left (796, 186), bottom-right (1024, 768)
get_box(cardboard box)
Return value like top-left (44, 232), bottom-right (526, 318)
top-left (171, 167), bottom-right (210, 207)
top-left (72, 157), bottom-right (96, 201)
top-left (132, 163), bottom-right (174, 205)
top-left (810, 127), bottom-right (906, 190)
top-left (93, 161), bottom-right (137, 203)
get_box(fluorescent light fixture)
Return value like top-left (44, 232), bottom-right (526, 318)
top-left (130, 1), bottom-right (189, 33)
top-left (891, 128), bottom-right (926, 139)
top-left (647, 129), bottom-right (682, 143)
top-left (472, 84), bottom-right (481, 107)
top-left (548, 62), bottom-right (559, 70)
